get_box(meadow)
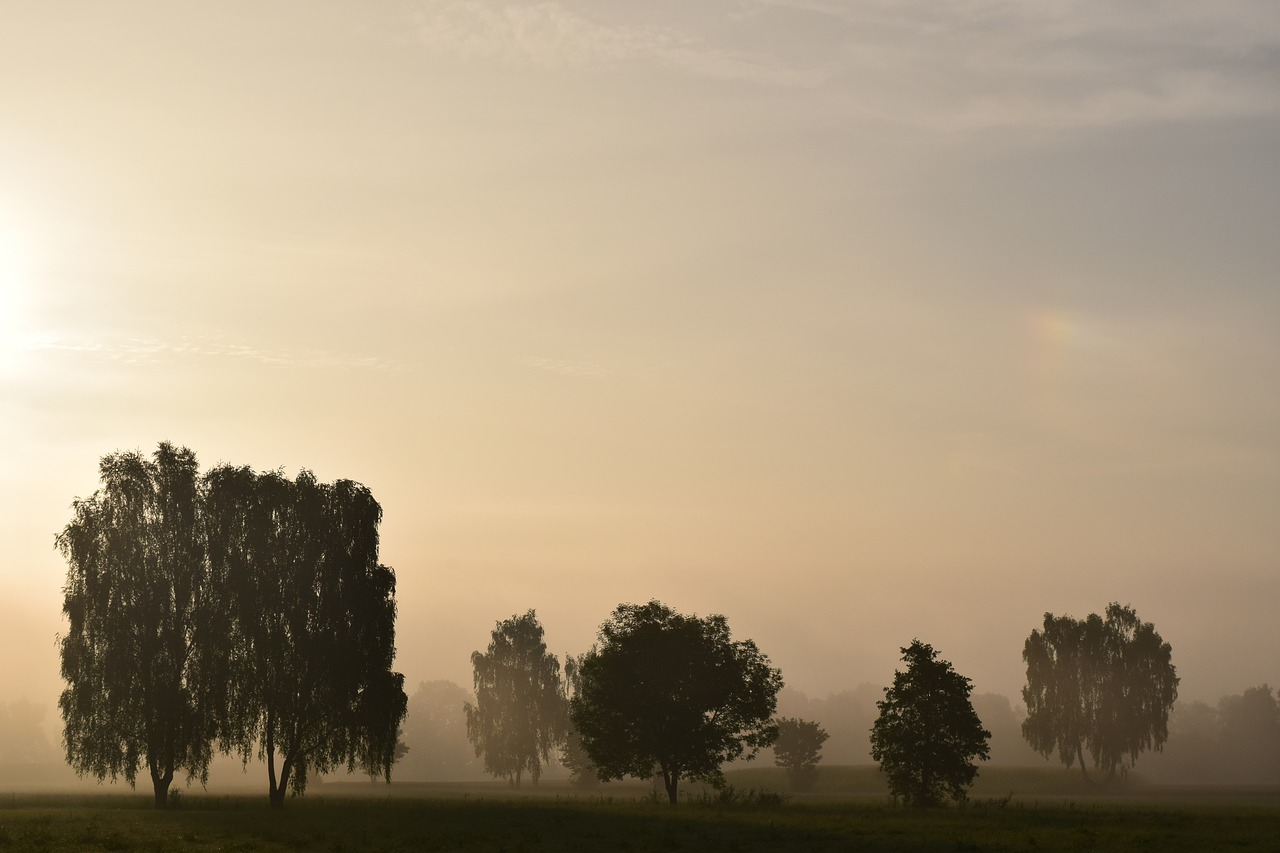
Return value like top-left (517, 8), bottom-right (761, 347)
top-left (1, 768), bottom-right (1277, 852)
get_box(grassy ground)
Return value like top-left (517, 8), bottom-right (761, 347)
top-left (0, 769), bottom-right (1277, 852)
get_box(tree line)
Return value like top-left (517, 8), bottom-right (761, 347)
top-left (57, 443), bottom-right (407, 808)
top-left (458, 601), bottom-right (1180, 806)
top-left (56, 443), bottom-right (1192, 808)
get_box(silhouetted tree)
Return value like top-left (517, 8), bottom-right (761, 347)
top-left (571, 601), bottom-right (783, 804)
top-left (464, 610), bottom-right (564, 786)
top-left (560, 654), bottom-right (599, 787)
top-left (773, 717), bottom-right (828, 792)
top-left (204, 465), bottom-right (407, 807)
top-left (870, 640), bottom-right (990, 807)
top-left (1021, 603), bottom-right (1178, 785)
top-left (57, 443), bottom-right (220, 808)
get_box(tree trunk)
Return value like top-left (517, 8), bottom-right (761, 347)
top-left (149, 758), bottom-right (174, 809)
top-left (266, 727), bottom-right (292, 808)
top-left (1075, 744), bottom-right (1096, 786)
top-left (661, 765), bottom-right (679, 805)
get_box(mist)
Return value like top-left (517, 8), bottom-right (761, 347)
top-left (2, 0), bottom-right (1278, 797)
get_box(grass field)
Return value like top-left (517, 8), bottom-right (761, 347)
top-left (1, 768), bottom-right (1277, 852)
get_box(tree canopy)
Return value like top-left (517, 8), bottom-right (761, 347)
top-left (57, 443), bottom-right (220, 808)
top-left (773, 717), bottom-right (829, 792)
top-left (1021, 603), bottom-right (1178, 784)
top-left (559, 654), bottom-right (600, 788)
top-left (205, 464), bottom-right (407, 807)
top-left (464, 610), bottom-right (564, 786)
top-left (571, 600), bottom-right (783, 804)
top-left (57, 444), bottom-right (407, 809)
top-left (870, 640), bottom-right (991, 807)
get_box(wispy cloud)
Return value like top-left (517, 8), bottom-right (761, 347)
top-left (25, 334), bottom-right (399, 372)
top-left (413, 0), bottom-right (1280, 129)
top-left (410, 0), bottom-right (826, 88)
top-left (523, 356), bottom-right (610, 377)
top-left (754, 0), bottom-right (1280, 131)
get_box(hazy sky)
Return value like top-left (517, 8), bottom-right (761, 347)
top-left (2, 0), bottom-right (1278, 730)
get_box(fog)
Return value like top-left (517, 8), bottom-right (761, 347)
top-left (2, 1), bottom-right (1278, 792)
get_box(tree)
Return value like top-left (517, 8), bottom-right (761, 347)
top-left (570, 601), bottom-right (783, 804)
top-left (870, 640), bottom-right (991, 807)
top-left (560, 654), bottom-right (599, 788)
top-left (464, 610), bottom-right (564, 785)
top-left (57, 443), bottom-right (220, 809)
top-left (204, 465), bottom-right (407, 807)
top-left (773, 717), bottom-right (829, 792)
top-left (1021, 603), bottom-right (1178, 785)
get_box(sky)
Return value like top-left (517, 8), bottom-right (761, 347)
top-left (1, 0), bottom-right (1278, 742)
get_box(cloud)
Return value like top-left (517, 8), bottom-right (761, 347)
top-left (523, 356), bottom-right (609, 377)
top-left (26, 334), bottom-right (399, 372)
top-left (410, 0), bottom-right (826, 88)
top-left (753, 0), bottom-right (1280, 131)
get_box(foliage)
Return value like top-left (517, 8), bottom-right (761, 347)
top-left (773, 717), bottom-right (829, 792)
top-left (1021, 603), bottom-right (1178, 784)
top-left (870, 640), bottom-right (991, 807)
top-left (464, 610), bottom-right (565, 785)
top-left (571, 600), bottom-right (783, 804)
top-left (57, 443), bottom-right (220, 808)
top-left (203, 464), bottom-right (408, 806)
top-left (560, 654), bottom-right (600, 787)
top-left (1145, 687), bottom-right (1280, 784)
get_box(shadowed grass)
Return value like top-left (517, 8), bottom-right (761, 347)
top-left (0, 784), bottom-right (1278, 852)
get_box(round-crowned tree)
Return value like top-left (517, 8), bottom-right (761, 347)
top-left (870, 640), bottom-right (991, 807)
top-left (571, 601), bottom-right (783, 804)
top-left (773, 717), bottom-right (829, 792)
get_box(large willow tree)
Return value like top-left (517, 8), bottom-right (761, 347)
top-left (1022, 603), bottom-right (1179, 784)
top-left (58, 443), bottom-right (221, 808)
top-left (204, 466), bottom-right (407, 807)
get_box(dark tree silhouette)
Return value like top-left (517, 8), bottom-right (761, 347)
top-left (1022, 603), bottom-right (1178, 785)
top-left (464, 610), bottom-right (564, 786)
top-left (204, 465), bottom-right (407, 807)
top-left (571, 600), bottom-right (783, 804)
top-left (773, 717), bottom-right (829, 792)
top-left (560, 654), bottom-right (599, 788)
top-left (870, 640), bottom-right (991, 807)
top-left (57, 443), bottom-right (220, 808)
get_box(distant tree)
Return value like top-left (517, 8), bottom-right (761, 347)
top-left (464, 610), bottom-right (564, 785)
top-left (969, 693), bottom-right (1047, 766)
top-left (870, 640), bottom-right (991, 807)
top-left (399, 680), bottom-right (481, 781)
top-left (204, 465), bottom-right (407, 807)
top-left (560, 654), bottom-right (599, 788)
top-left (57, 443), bottom-right (220, 809)
top-left (571, 600), bottom-right (783, 804)
top-left (1217, 685), bottom-right (1280, 783)
top-left (773, 717), bottom-right (829, 792)
top-left (1021, 603), bottom-right (1178, 785)
top-left (0, 700), bottom-right (57, 764)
